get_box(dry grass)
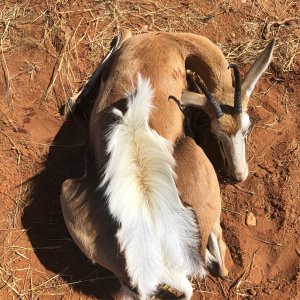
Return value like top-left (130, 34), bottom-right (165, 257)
top-left (219, 1), bottom-right (299, 73)
top-left (1, 0), bottom-right (298, 104)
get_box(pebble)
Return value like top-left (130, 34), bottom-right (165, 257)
top-left (262, 287), bottom-right (271, 294)
top-left (142, 25), bottom-right (149, 31)
top-left (246, 212), bottom-right (257, 226)
top-left (248, 288), bottom-right (256, 296)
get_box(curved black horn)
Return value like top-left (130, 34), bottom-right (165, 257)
top-left (194, 76), bottom-right (223, 119)
top-left (228, 64), bottom-right (242, 114)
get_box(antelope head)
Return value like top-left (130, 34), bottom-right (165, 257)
top-left (181, 39), bottom-right (275, 182)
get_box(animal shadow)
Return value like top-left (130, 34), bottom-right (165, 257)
top-left (21, 104), bottom-right (232, 299)
top-left (188, 108), bottom-right (225, 178)
top-left (22, 113), bottom-right (119, 299)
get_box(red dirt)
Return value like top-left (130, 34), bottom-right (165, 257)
top-left (0, 1), bottom-right (299, 299)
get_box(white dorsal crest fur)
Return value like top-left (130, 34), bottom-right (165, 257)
top-left (100, 74), bottom-right (203, 298)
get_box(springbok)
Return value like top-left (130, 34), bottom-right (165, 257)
top-left (60, 31), bottom-right (273, 298)
top-left (70, 32), bottom-right (274, 182)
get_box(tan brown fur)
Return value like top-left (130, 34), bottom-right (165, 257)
top-left (91, 32), bottom-right (234, 142)
top-left (61, 31), bottom-right (232, 298)
top-left (60, 135), bottom-right (229, 293)
top-left (219, 114), bottom-right (240, 136)
top-left (174, 137), bottom-right (228, 277)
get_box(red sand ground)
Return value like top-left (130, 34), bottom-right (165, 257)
top-left (0, 1), bottom-right (299, 299)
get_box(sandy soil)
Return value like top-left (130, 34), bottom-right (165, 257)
top-left (0, 1), bottom-right (299, 299)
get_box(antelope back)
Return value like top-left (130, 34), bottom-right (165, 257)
top-left (90, 32), bottom-right (235, 143)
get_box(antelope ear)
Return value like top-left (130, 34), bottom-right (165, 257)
top-left (180, 90), bottom-right (207, 108)
top-left (119, 29), bottom-right (132, 46)
top-left (241, 38), bottom-right (275, 97)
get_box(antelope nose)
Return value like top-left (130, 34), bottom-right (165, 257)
top-left (232, 165), bottom-right (249, 182)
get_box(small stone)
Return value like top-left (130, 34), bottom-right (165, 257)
top-left (262, 287), bottom-right (271, 294)
top-left (231, 32), bottom-right (236, 38)
top-left (282, 284), bottom-right (289, 292)
top-left (141, 24), bottom-right (149, 32)
top-left (246, 212), bottom-right (257, 226)
top-left (248, 288), bottom-right (256, 296)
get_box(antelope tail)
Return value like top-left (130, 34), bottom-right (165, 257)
top-left (100, 74), bottom-right (203, 298)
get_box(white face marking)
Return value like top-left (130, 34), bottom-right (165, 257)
top-left (240, 113), bottom-right (251, 136)
top-left (211, 113), bottom-right (251, 182)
